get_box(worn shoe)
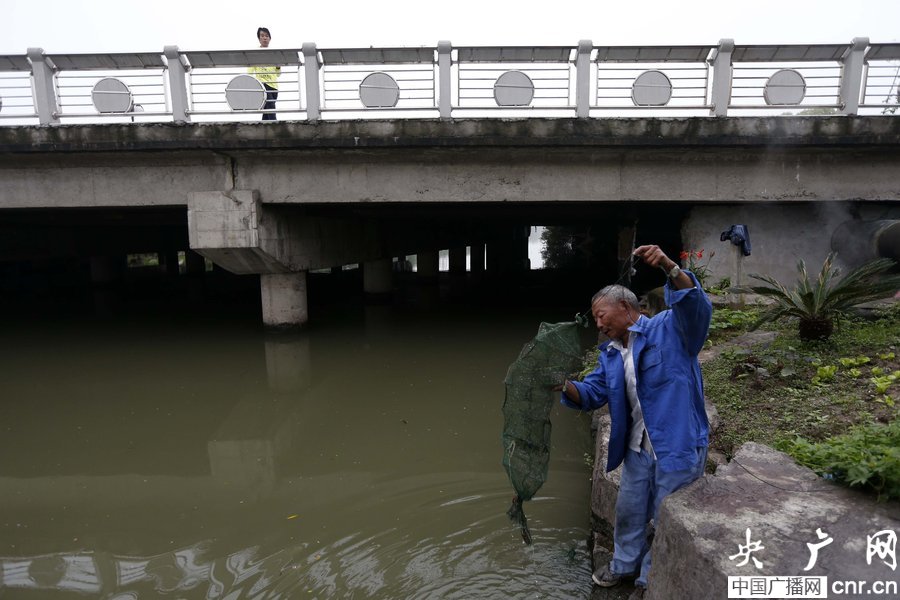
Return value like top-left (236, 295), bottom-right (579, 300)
top-left (628, 585), bottom-right (646, 600)
top-left (591, 566), bottom-right (635, 588)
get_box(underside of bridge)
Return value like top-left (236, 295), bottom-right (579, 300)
top-left (0, 201), bottom-right (695, 324)
top-left (2, 116), bottom-right (899, 326)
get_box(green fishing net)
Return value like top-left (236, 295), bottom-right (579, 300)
top-left (501, 317), bottom-right (588, 544)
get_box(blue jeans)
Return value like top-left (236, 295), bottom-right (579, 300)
top-left (609, 445), bottom-right (707, 587)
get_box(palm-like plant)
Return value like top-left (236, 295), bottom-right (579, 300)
top-left (744, 253), bottom-right (900, 341)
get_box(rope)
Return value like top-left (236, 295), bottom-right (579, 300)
top-left (728, 458), bottom-right (833, 494)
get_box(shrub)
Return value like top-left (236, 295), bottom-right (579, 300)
top-left (742, 254), bottom-right (900, 341)
top-left (777, 420), bottom-right (900, 501)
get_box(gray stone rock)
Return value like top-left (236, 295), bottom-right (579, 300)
top-left (697, 330), bottom-right (777, 364)
top-left (647, 442), bottom-right (900, 600)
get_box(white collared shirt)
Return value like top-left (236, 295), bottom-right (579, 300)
top-left (609, 328), bottom-right (655, 457)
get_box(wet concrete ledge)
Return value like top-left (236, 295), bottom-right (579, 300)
top-left (3, 116), bottom-right (900, 153)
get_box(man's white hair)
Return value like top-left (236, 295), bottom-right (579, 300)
top-left (591, 285), bottom-right (640, 311)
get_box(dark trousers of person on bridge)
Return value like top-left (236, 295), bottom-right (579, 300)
top-left (263, 84), bottom-right (278, 121)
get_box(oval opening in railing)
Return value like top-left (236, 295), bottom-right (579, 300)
top-left (225, 75), bottom-right (267, 111)
top-left (494, 71), bottom-right (534, 107)
top-left (632, 70), bottom-right (673, 106)
top-left (764, 69), bottom-right (807, 105)
top-left (359, 72), bottom-right (400, 108)
top-left (91, 77), bottom-right (133, 113)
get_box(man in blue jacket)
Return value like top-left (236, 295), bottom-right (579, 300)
top-left (558, 244), bottom-right (712, 599)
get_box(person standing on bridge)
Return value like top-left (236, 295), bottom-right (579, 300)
top-left (556, 244), bottom-right (712, 600)
top-left (249, 27), bottom-right (280, 121)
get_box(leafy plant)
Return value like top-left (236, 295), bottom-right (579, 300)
top-left (709, 307), bottom-right (758, 332)
top-left (741, 254), bottom-right (900, 341)
top-left (871, 371), bottom-right (900, 395)
top-left (777, 420), bottom-right (900, 501)
top-left (812, 365), bottom-right (837, 384)
top-left (839, 356), bottom-right (870, 367)
top-left (680, 249), bottom-right (715, 289)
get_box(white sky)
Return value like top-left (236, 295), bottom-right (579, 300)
top-left (3, 0), bottom-right (899, 54)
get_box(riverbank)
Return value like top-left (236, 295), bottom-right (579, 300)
top-left (583, 299), bottom-right (900, 598)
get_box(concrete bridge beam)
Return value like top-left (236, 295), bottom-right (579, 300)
top-left (188, 190), bottom-right (391, 326)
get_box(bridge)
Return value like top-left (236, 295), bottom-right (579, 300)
top-left (2, 39), bottom-right (900, 326)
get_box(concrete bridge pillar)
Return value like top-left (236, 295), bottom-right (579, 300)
top-left (449, 246), bottom-right (466, 274)
top-left (363, 258), bottom-right (393, 296)
top-left (90, 255), bottom-right (123, 285)
top-left (487, 227), bottom-right (530, 275)
top-left (184, 250), bottom-right (206, 276)
top-left (260, 272), bottom-right (308, 328)
top-left (159, 251), bottom-right (180, 277)
top-left (417, 251), bottom-right (440, 281)
top-left (470, 243), bottom-right (485, 275)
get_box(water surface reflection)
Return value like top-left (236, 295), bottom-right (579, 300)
top-left (0, 300), bottom-right (594, 599)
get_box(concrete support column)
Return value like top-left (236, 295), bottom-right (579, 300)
top-left (449, 246), bottom-right (466, 274)
top-left (470, 243), bottom-right (486, 275)
top-left (260, 271), bottom-right (308, 328)
top-left (90, 255), bottom-right (124, 316)
top-left (417, 251), bottom-right (439, 281)
top-left (160, 251), bottom-right (180, 277)
top-left (487, 227), bottom-right (530, 275)
top-left (184, 250), bottom-right (206, 275)
top-left (90, 255), bottom-right (123, 285)
top-left (363, 258), bottom-right (393, 295)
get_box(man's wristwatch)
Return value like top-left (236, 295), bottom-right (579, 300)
top-left (666, 264), bottom-right (682, 280)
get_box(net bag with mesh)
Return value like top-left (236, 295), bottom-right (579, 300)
top-left (501, 320), bottom-right (586, 544)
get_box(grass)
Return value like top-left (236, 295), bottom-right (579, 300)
top-left (703, 304), bottom-right (900, 460)
top-left (573, 300), bottom-right (900, 497)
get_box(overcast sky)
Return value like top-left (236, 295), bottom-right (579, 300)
top-left (3, 0), bottom-right (900, 54)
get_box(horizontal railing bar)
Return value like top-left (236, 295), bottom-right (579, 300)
top-left (590, 104), bottom-right (711, 109)
top-left (596, 66), bottom-right (708, 71)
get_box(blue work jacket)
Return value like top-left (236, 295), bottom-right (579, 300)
top-left (562, 271), bottom-right (712, 473)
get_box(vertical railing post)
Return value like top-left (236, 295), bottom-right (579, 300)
top-left (163, 45), bottom-right (190, 123)
top-left (437, 40), bottom-right (452, 119)
top-left (302, 43), bottom-right (321, 121)
top-left (26, 48), bottom-right (59, 125)
top-left (839, 37), bottom-right (868, 115)
top-left (575, 39), bottom-right (592, 117)
top-left (708, 38), bottom-right (734, 117)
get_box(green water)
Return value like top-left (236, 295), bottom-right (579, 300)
top-left (0, 297), bottom-right (594, 599)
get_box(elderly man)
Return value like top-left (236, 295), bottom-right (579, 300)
top-left (559, 244), bottom-right (712, 599)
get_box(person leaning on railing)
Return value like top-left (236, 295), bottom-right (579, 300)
top-left (249, 27), bottom-right (280, 121)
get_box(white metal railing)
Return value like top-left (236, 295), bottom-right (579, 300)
top-left (1, 38), bottom-right (898, 126)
